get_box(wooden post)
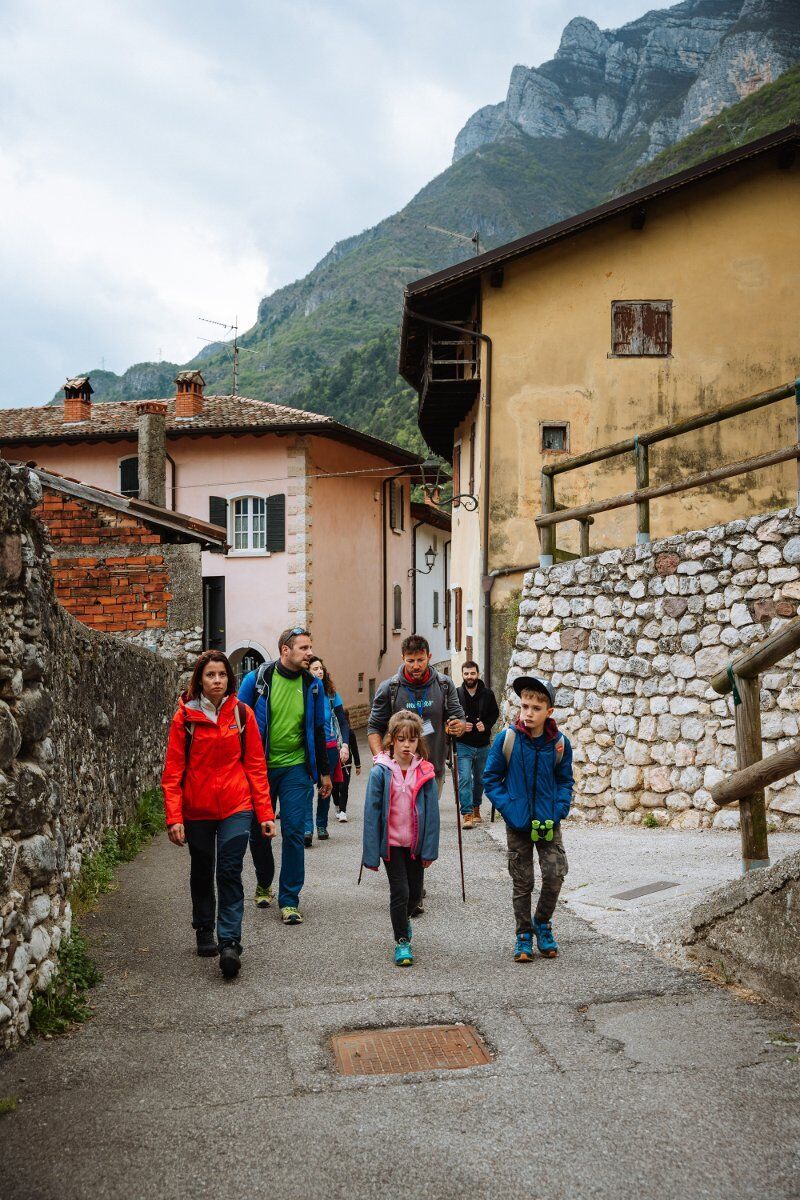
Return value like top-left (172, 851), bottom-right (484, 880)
top-left (540, 471), bottom-right (555, 567)
top-left (635, 439), bottom-right (650, 544)
top-left (579, 518), bottom-right (591, 558)
top-left (795, 378), bottom-right (800, 506)
top-left (732, 674), bottom-right (770, 873)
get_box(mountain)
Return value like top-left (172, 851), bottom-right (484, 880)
top-left (50, 0), bottom-right (800, 455)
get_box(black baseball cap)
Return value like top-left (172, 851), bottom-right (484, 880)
top-left (512, 676), bottom-right (555, 705)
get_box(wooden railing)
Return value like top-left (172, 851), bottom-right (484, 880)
top-left (536, 380), bottom-right (798, 566)
top-left (708, 617), bottom-right (800, 873)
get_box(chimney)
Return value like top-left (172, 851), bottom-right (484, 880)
top-left (136, 400), bottom-right (167, 508)
top-left (63, 376), bottom-right (93, 423)
top-left (174, 370), bottom-right (205, 418)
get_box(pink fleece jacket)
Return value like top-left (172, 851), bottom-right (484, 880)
top-left (375, 751), bottom-right (425, 849)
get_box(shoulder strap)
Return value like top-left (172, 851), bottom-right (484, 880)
top-left (182, 717), bottom-right (195, 785)
top-left (255, 662), bottom-right (270, 698)
top-left (503, 727), bottom-right (516, 766)
top-left (389, 677), bottom-right (401, 709)
top-left (235, 701), bottom-right (246, 760)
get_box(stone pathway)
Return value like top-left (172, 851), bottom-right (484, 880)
top-left (2, 776), bottom-right (799, 1200)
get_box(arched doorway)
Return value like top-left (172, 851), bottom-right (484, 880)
top-left (229, 645), bottom-right (266, 687)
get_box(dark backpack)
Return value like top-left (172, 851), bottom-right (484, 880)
top-left (183, 701), bottom-right (247, 780)
top-left (388, 672), bottom-right (446, 712)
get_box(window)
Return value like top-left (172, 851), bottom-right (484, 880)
top-left (120, 457), bottom-right (139, 498)
top-left (452, 443), bottom-right (462, 508)
top-left (389, 481), bottom-right (405, 533)
top-left (358, 673), bottom-right (364, 693)
top-left (433, 590), bottom-right (440, 627)
top-left (445, 589), bottom-right (452, 650)
top-left (393, 584), bottom-right (402, 631)
top-left (540, 422), bottom-right (569, 453)
top-left (229, 494), bottom-right (285, 554)
top-left (468, 424), bottom-right (476, 496)
top-left (369, 678), bottom-right (377, 703)
top-left (453, 586), bottom-right (463, 652)
top-left (611, 300), bottom-right (672, 357)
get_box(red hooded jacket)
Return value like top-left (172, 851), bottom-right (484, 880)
top-left (161, 692), bottom-right (273, 827)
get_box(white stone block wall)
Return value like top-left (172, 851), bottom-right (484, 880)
top-left (508, 508), bottom-right (800, 832)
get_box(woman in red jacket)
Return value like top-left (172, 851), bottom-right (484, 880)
top-left (162, 650), bottom-right (275, 979)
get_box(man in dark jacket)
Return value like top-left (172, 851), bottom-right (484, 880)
top-left (456, 661), bottom-right (500, 829)
top-left (239, 628), bottom-right (330, 927)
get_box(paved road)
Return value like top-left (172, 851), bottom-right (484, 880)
top-left (2, 773), bottom-right (799, 1200)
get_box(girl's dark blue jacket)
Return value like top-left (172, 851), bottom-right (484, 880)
top-left (362, 757), bottom-right (440, 869)
top-left (483, 719), bottom-right (574, 832)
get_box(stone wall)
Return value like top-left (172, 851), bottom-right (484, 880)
top-left (1, 460), bottom-right (178, 1048)
top-left (508, 508), bottom-right (800, 832)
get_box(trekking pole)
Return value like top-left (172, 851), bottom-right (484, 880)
top-left (450, 736), bottom-right (467, 902)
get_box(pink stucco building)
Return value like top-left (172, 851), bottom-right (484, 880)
top-left (0, 374), bottom-right (421, 719)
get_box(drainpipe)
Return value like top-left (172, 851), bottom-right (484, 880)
top-left (410, 516), bottom-right (424, 630)
top-left (380, 477), bottom-right (390, 660)
top-left (166, 451), bottom-right (177, 511)
top-left (404, 307), bottom-right (493, 679)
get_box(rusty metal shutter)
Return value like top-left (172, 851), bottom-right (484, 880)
top-left (612, 301), bottom-right (672, 356)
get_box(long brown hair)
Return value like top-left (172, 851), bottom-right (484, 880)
top-left (383, 710), bottom-right (430, 761)
top-left (187, 650), bottom-right (236, 700)
top-left (308, 655), bottom-right (336, 698)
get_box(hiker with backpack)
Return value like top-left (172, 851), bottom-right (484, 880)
top-left (238, 628), bottom-right (331, 926)
top-left (483, 676), bottom-right (573, 963)
top-left (161, 650), bottom-right (275, 979)
top-left (455, 660), bottom-right (500, 829)
top-left (307, 655), bottom-right (350, 842)
top-left (333, 711), bottom-right (360, 822)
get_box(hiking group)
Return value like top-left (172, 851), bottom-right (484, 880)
top-left (161, 628), bottom-right (574, 978)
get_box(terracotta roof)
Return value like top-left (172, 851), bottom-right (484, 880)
top-left (411, 501), bottom-right (451, 532)
top-left (0, 393), bottom-right (421, 467)
top-left (35, 467), bottom-right (228, 549)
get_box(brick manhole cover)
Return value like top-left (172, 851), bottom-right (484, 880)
top-left (332, 1023), bottom-right (493, 1077)
top-left (611, 880), bottom-right (678, 901)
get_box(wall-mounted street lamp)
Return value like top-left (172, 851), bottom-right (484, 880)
top-left (408, 543), bottom-right (438, 578)
top-left (420, 457), bottom-right (479, 513)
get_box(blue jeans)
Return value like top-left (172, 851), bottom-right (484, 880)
top-left (250, 764), bottom-right (313, 908)
top-left (456, 743), bottom-right (490, 814)
top-left (308, 745), bottom-right (340, 833)
top-left (185, 810), bottom-right (251, 946)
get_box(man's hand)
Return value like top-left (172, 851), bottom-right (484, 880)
top-left (261, 820), bottom-right (276, 839)
top-left (465, 722), bottom-right (474, 732)
top-left (319, 775), bottom-right (333, 798)
top-left (168, 823), bottom-right (185, 846)
top-left (356, 766), bottom-right (361, 776)
top-left (446, 718), bottom-right (467, 737)
top-left (340, 744), bottom-right (350, 764)
top-left (476, 720), bottom-right (485, 733)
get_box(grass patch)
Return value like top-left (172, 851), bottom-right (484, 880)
top-left (0, 1096), bottom-right (20, 1116)
top-left (642, 812), bottom-right (660, 829)
top-left (28, 789), bottom-right (164, 1040)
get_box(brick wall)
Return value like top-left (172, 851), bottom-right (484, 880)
top-left (38, 491), bottom-right (161, 546)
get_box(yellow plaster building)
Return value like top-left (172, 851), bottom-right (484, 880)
top-left (400, 125), bottom-right (800, 694)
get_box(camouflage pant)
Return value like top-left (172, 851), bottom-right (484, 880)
top-left (506, 824), bottom-right (568, 933)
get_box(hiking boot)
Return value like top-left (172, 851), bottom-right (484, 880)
top-left (218, 942), bottom-right (241, 979)
top-left (304, 833), bottom-right (313, 848)
top-left (195, 927), bottom-right (218, 957)
top-left (514, 932), bottom-right (534, 963)
top-left (254, 884), bottom-right (273, 909)
top-left (533, 918), bottom-right (558, 957)
top-left (409, 899), bottom-right (424, 917)
top-left (317, 827), bottom-right (330, 840)
top-left (394, 939), bottom-right (413, 967)
top-left (281, 906), bottom-right (304, 925)
top-left (337, 811), bottom-right (348, 823)
top-left (472, 807), bottom-right (483, 823)
top-left (461, 812), bottom-right (475, 829)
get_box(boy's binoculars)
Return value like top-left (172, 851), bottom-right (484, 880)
top-left (531, 819), bottom-right (554, 843)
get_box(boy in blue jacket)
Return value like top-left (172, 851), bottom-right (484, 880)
top-left (483, 676), bottom-right (574, 962)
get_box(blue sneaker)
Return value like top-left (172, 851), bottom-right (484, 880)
top-left (533, 918), bottom-right (558, 957)
top-left (514, 932), bottom-right (534, 963)
top-left (394, 939), bottom-right (413, 967)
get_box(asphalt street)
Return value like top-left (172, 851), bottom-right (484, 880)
top-left (2, 771), bottom-right (799, 1200)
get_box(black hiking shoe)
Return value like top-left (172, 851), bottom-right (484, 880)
top-left (219, 942), bottom-right (241, 979)
top-left (304, 833), bottom-right (313, 848)
top-left (196, 927), bottom-right (218, 957)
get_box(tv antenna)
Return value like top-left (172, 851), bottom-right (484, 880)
top-left (198, 315), bottom-right (256, 397)
top-left (425, 223), bottom-right (482, 256)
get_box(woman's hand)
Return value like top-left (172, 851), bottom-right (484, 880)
top-left (168, 823), bottom-right (186, 846)
top-left (340, 744), bottom-right (350, 764)
top-left (261, 820), bottom-right (276, 839)
top-left (355, 766), bottom-right (361, 776)
top-left (422, 859), bottom-right (433, 868)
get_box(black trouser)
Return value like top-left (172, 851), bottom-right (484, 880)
top-left (184, 811), bottom-right (251, 947)
top-left (383, 848), bottom-right (425, 941)
top-left (333, 765), bottom-right (353, 812)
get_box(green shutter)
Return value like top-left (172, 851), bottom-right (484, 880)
top-left (209, 496), bottom-right (228, 528)
top-left (266, 493), bottom-right (286, 552)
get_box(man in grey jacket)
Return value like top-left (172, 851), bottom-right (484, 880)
top-left (367, 634), bottom-right (466, 795)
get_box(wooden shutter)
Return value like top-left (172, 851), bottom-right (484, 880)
top-left (399, 485), bottom-right (405, 531)
top-left (452, 445), bottom-right (461, 508)
top-left (120, 457), bottom-right (139, 498)
top-left (209, 495), bottom-right (228, 529)
top-left (433, 590), bottom-right (439, 626)
top-left (612, 301), bottom-right (672, 356)
top-left (453, 587), bottom-right (463, 651)
top-left (389, 481), bottom-right (397, 531)
top-left (266, 493), bottom-right (286, 552)
top-left (445, 589), bottom-right (451, 650)
top-left (393, 584), bottom-right (402, 630)
top-left (468, 424), bottom-right (476, 496)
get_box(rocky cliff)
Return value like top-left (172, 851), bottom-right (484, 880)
top-left (454, 0), bottom-right (800, 163)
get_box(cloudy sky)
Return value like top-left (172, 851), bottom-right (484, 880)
top-left (1, 0), bottom-right (674, 407)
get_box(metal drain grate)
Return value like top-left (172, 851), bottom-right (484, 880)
top-left (611, 880), bottom-right (678, 901)
top-left (332, 1023), bottom-right (493, 1077)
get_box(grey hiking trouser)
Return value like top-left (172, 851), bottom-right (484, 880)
top-left (506, 824), bottom-right (568, 933)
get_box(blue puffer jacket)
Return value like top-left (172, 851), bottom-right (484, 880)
top-left (483, 720), bottom-right (574, 833)
top-left (239, 662), bottom-right (328, 783)
top-left (362, 757), bottom-right (440, 868)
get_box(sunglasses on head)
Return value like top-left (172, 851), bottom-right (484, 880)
top-left (289, 627), bottom-right (308, 637)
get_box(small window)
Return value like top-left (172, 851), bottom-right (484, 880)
top-left (433, 590), bottom-right (440, 627)
top-left (540, 423), bottom-right (569, 453)
top-left (369, 677), bottom-right (376, 703)
top-left (120, 456), bottom-right (139, 498)
top-left (358, 673), bottom-right (364, 693)
top-left (611, 300), bottom-right (672, 357)
top-left (453, 586), bottom-right (463, 652)
top-left (466, 605), bottom-right (474, 637)
top-left (232, 496), bottom-right (267, 552)
top-left (452, 443), bottom-right (462, 508)
top-left (389, 481), bottom-right (405, 533)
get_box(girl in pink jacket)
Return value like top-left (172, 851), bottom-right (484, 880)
top-left (362, 711), bottom-right (440, 967)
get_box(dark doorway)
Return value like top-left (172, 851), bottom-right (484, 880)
top-left (203, 577), bottom-right (226, 651)
top-left (232, 647), bottom-right (265, 687)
